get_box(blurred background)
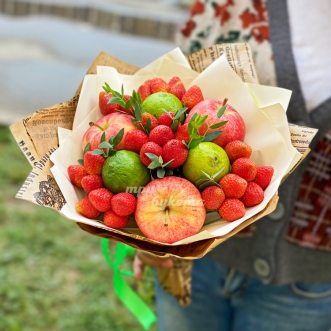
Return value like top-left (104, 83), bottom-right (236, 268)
top-left (0, 0), bottom-right (192, 330)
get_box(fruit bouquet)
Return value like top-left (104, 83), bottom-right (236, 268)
top-left (47, 46), bottom-right (304, 257)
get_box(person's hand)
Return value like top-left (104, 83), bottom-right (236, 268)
top-left (133, 250), bottom-right (174, 280)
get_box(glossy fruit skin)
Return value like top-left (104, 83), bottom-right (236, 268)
top-left (162, 139), bottom-right (189, 169)
top-left (99, 91), bottom-right (120, 116)
top-left (175, 123), bottom-right (190, 144)
top-left (83, 151), bottom-right (105, 175)
top-left (150, 78), bottom-right (170, 93)
top-left (181, 85), bottom-right (204, 110)
top-left (218, 198), bottom-right (246, 222)
top-left (185, 100), bottom-right (246, 148)
top-left (224, 140), bottom-right (252, 163)
top-left (111, 193), bottom-right (137, 216)
top-left (182, 142), bottom-right (230, 184)
top-left (219, 174), bottom-right (248, 198)
top-left (253, 166), bottom-right (274, 190)
top-left (231, 157), bottom-right (258, 182)
top-left (82, 112), bottom-right (136, 152)
top-left (240, 182), bottom-right (264, 207)
top-left (102, 150), bottom-right (150, 194)
top-left (81, 175), bottom-right (104, 194)
top-left (104, 210), bottom-right (129, 229)
top-left (88, 188), bottom-right (113, 212)
top-left (67, 165), bottom-right (88, 188)
top-left (201, 186), bottom-right (225, 210)
top-left (143, 92), bottom-right (183, 119)
top-left (75, 197), bottom-right (101, 219)
top-left (137, 83), bottom-right (151, 102)
top-left (135, 176), bottom-right (206, 244)
top-left (139, 142), bottom-right (163, 167)
top-left (158, 112), bottom-right (174, 127)
top-left (124, 129), bottom-right (149, 153)
top-left (149, 125), bottom-right (175, 147)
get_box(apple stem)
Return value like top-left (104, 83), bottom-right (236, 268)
top-left (223, 98), bottom-right (228, 106)
top-left (89, 122), bottom-right (104, 131)
top-left (164, 208), bottom-right (169, 227)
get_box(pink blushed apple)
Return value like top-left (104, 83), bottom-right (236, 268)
top-left (185, 100), bottom-right (246, 148)
top-left (82, 112), bottom-right (136, 151)
top-left (135, 176), bottom-right (206, 244)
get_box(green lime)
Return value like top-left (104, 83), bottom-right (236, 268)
top-left (142, 92), bottom-right (183, 119)
top-left (182, 142), bottom-right (230, 185)
top-left (102, 150), bottom-right (150, 193)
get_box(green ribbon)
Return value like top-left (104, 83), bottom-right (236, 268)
top-left (101, 238), bottom-right (157, 330)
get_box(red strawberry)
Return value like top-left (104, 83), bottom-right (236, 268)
top-left (76, 197), bottom-right (101, 219)
top-left (137, 83), bottom-right (151, 102)
top-left (139, 113), bottom-right (158, 131)
top-left (175, 123), bottom-right (190, 144)
top-left (99, 84), bottom-right (121, 116)
top-left (67, 165), bottom-right (88, 188)
top-left (150, 78), bottom-right (170, 93)
top-left (124, 129), bottom-right (149, 153)
top-left (140, 142), bottom-right (163, 167)
top-left (201, 186), bottom-right (225, 210)
top-left (158, 112), bottom-right (174, 127)
top-left (162, 139), bottom-right (188, 169)
top-left (181, 85), bottom-right (204, 111)
top-left (111, 193), bottom-right (137, 216)
top-left (168, 76), bottom-right (181, 87)
top-left (169, 80), bottom-right (186, 100)
top-left (88, 188), bottom-right (114, 212)
top-left (81, 174), bottom-right (104, 194)
top-left (84, 151), bottom-right (105, 175)
top-left (253, 166), bottom-right (274, 190)
top-left (224, 140), bottom-right (252, 163)
top-left (231, 157), bottom-right (257, 182)
top-left (240, 182), bottom-right (264, 207)
top-left (218, 198), bottom-right (246, 222)
top-left (219, 174), bottom-right (248, 198)
top-left (103, 210), bottom-right (129, 229)
top-left (149, 125), bottom-right (175, 147)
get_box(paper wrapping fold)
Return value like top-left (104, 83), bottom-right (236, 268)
top-left (10, 43), bottom-right (317, 257)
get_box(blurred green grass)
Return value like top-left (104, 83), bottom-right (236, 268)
top-left (0, 125), bottom-right (157, 331)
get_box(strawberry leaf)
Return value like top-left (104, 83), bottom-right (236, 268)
top-left (203, 131), bottom-right (223, 142)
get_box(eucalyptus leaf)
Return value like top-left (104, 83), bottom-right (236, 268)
top-left (83, 142), bottom-right (90, 155)
top-left (78, 159), bottom-right (84, 166)
top-left (188, 137), bottom-right (203, 149)
top-left (201, 170), bottom-right (211, 179)
top-left (145, 117), bottom-right (151, 134)
top-left (170, 120), bottom-right (179, 132)
top-left (99, 141), bottom-right (112, 149)
top-left (162, 159), bottom-right (174, 168)
top-left (174, 107), bottom-right (187, 120)
top-left (157, 168), bottom-right (166, 178)
top-left (148, 158), bottom-right (161, 170)
top-left (158, 156), bottom-right (163, 164)
top-left (199, 181), bottom-right (221, 191)
top-left (217, 105), bottom-right (227, 118)
top-left (145, 153), bottom-right (159, 161)
top-left (212, 167), bottom-right (225, 179)
top-left (197, 115), bottom-right (208, 126)
top-left (196, 178), bottom-right (210, 187)
top-left (108, 149), bottom-right (117, 157)
top-left (108, 97), bottom-right (122, 105)
top-left (203, 131), bottom-right (223, 142)
top-left (113, 128), bottom-right (124, 147)
top-left (100, 132), bottom-right (106, 143)
top-left (92, 150), bottom-right (104, 155)
top-left (209, 121), bottom-right (228, 129)
top-left (109, 136), bottom-right (114, 144)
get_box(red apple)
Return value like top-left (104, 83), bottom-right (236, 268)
top-left (135, 176), bottom-right (206, 244)
top-left (185, 100), bottom-right (246, 148)
top-left (82, 112), bottom-right (136, 151)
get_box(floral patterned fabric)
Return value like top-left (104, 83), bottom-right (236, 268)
top-left (176, 0), bottom-right (277, 86)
